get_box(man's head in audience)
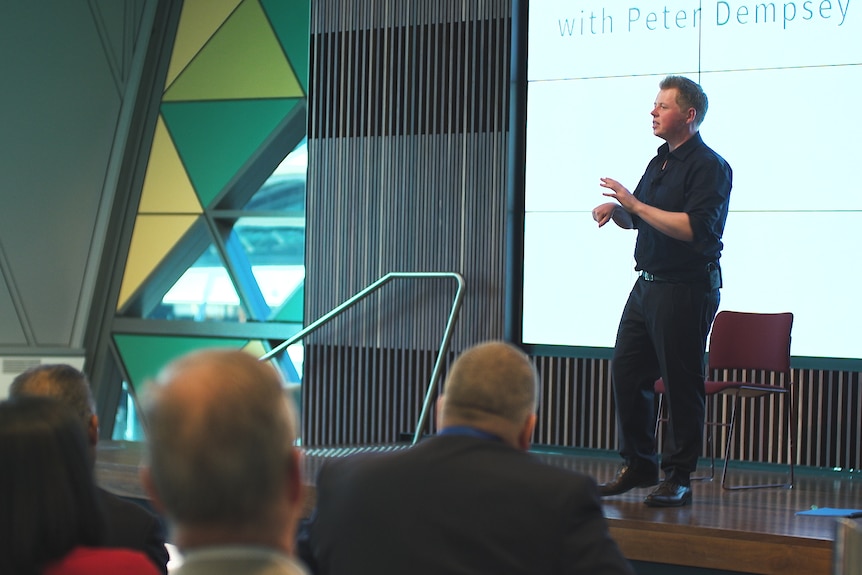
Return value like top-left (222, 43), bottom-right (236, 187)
top-left (436, 340), bottom-right (539, 451)
top-left (9, 364), bottom-right (100, 463)
top-left (141, 349), bottom-right (303, 554)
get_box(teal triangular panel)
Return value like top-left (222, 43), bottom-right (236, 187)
top-left (260, 0), bottom-right (310, 94)
top-left (274, 279), bottom-right (303, 323)
top-left (114, 334), bottom-right (249, 398)
top-left (162, 99), bottom-right (300, 208)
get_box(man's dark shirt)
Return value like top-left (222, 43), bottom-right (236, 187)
top-left (631, 132), bottom-right (732, 278)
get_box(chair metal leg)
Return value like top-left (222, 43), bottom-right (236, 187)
top-left (700, 423), bottom-right (716, 481)
top-left (786, 383), bottom-right (796, 488)
top-left (655, 393), bottom-right (715, 481)
top-left (721, 392), bottom-right (794, 490)
top-left (695, 396), bottom-right (715, 481)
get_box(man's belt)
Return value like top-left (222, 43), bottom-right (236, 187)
top-left (639, 271), bottom-right (667, 282)
top-left (639, 265), bottom-right (722, 289)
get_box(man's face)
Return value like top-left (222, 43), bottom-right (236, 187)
top-left (651, 88), bottom-right (691, 142)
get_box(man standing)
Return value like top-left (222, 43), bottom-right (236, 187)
top-left (592, 76), bottom-right (732, 507)
top-left (141, 349), bottom-right (309, 575)
top-left (302, 340), bottom-right (634, 575)
top-left (9, 364), bottom-right (170, 573)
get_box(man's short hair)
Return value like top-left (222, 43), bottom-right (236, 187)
top-left (660, 75), bottom-right (708, 127)
top-left (442, 341), bottom-right (539, 424)
top-left (9, 364), bottom-right (95, 428)
top-left (143, 349), bottom-right (298, 529)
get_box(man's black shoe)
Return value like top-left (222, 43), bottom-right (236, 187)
top-left (643, 479), bottom-right (692, 507)
top-left (599, 463), bottom-right (659, 496)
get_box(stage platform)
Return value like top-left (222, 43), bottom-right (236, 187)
top-left (525, 446), bottom-right (861, 575)
top-left (97, 441), bottom-right (862, 575)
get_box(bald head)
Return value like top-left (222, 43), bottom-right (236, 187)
top-left (438, 341), bottom-right (539, 449)
top-left (142, 349), bottom-right (301, 549)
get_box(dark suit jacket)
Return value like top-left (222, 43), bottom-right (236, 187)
top-left (97, 488), bottom-right (170, 575)
top-left (302, 434), bottom-right (634, 575)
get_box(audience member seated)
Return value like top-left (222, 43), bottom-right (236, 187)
top-left (299, 340), bottom-right (635, 575)
top-left (10, 364), bottom-right (169, 574)
top-left (0, 395), bottom-right (160, 575)
top-left (141, 348), bottom-right (309, 575)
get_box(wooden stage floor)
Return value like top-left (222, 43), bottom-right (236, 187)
top-left (526, 447), bottom-right (862, 575)
top-left (97, 441), bottom-right (862, 575)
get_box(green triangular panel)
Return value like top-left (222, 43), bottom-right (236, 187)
top-left (114, 334), bottom-right (249, 398)
top-left (274, 279), bottom-right (303, 323)
top-left (163, 0), bottom-right (303, 101)
top-left (261, 0), bottom-right (310, 94)
top-left (162, 99), bottom-right (301, 208)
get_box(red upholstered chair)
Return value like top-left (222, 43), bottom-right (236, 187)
top-left (654, 311), bottom-right (795, 490)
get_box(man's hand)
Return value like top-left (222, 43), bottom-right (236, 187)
top-left (599, 177), bottom-right (693, 241)
top-left (592, 202), bottom-right (619, 227)
top-left (594, 179), bottom-right (635, 230)
top-left (600, 177), bottom-right (639, 212)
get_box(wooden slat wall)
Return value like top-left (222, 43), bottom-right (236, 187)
top-left (302, 0), bottom-right (862, 472)
top-left (534, 359), bottom-right (862, 471)
top-left (796, 368), bottom-right (862, 469)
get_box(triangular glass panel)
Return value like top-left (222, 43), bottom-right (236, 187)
top-left (260, 0), bottom-right (311, 95)
top-left (147, 244), bottom-right (244, 322)
top-left (228, 136), bottom-right (307, 315)
top-left (243, 137), bottom-right (307, 212)
top-left (162, 98), bottom-right (300, 209)
top-left (230, 217), bottom-right (305, 313)
top-left (164, 0), bottom-right (302, 102)
top-left (111, 380), bottom-right (146, 442)
top-left (114, 333), bottom-right (250, 397)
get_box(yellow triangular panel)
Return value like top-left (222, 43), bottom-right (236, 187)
top-left (139, 115), bottom-right (203, 214)
top-left (117, 215), bottom-right (199, 310)
top-left (243, 340), bottom-right (267, 358)
top-left (163, 0), bottom-right (302, 101)
top-left (164, 0), bottom-right (243, 89)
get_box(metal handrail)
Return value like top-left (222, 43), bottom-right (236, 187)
top-left (259, 271), bottom-right (466, 445)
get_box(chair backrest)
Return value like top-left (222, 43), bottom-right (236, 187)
top-left (707, 311), bottom-right (793, 375)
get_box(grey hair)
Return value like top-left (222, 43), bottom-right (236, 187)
top-left (442, 341), bottom-right (539, 424)
top-left (143, 349), bottom-right (298, 528)
top-left (9, 364), bottom-right (95, 429)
